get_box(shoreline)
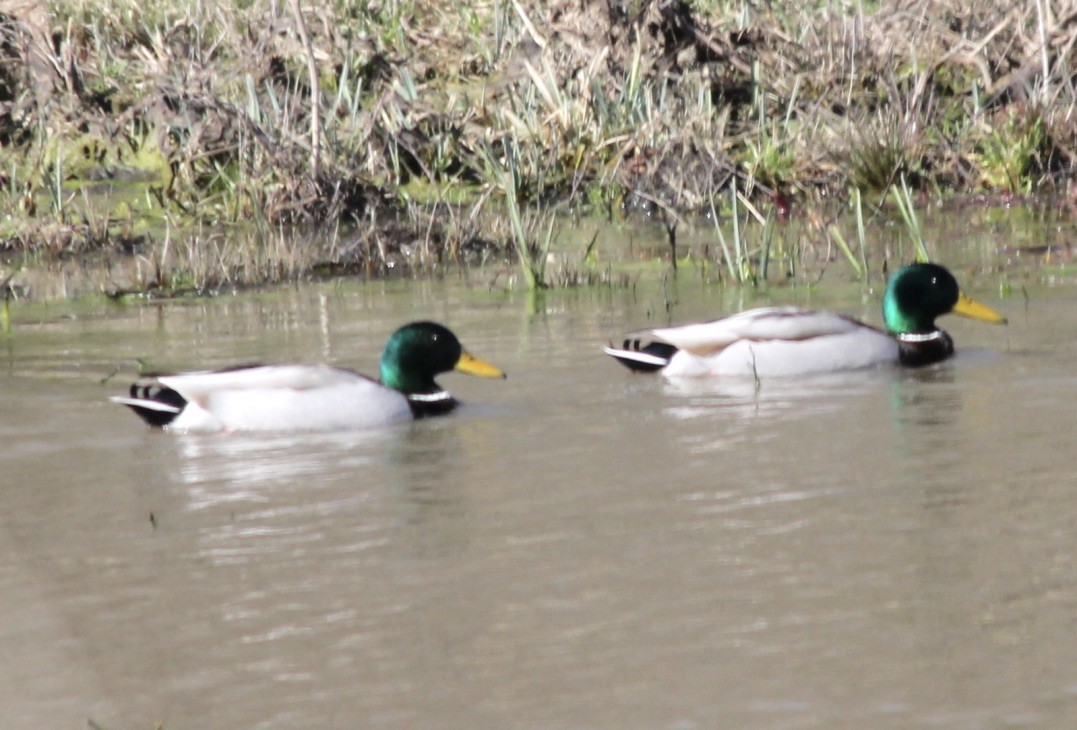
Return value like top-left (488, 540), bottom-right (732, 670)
top-left (1, 0), bottom-right (1074, 295)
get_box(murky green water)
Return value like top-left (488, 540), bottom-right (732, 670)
top-left (2, 216), bottom-right (1077, 728)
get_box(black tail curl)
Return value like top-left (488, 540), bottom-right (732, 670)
top-left (123, 383), bottom-right (188, 427)
top-left (604, 339), bottom-right (679, 373)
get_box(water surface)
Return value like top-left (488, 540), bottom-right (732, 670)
top-left (1, 262), bottom-right (1076, 728)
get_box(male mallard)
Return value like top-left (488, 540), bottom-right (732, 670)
top-left (604, 263), bottom-right (1007, 378)
top-left (111, 321), bottom-right (505, 432)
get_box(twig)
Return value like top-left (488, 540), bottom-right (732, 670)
top-left (510, 0), bottom-right (547, 49)
top-left (288, 0), bottom-right (321, 180)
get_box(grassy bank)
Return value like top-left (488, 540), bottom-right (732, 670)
top-left (0, 0), bottom-right (1074, 295)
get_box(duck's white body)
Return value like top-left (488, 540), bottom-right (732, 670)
top-left (607, 306), bottom-right (901, 378)
top-left (606, 264), bottom-right (1008, 378)
top-left (110, 365), bottom-right (416, 432)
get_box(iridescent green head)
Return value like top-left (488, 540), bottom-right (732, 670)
top-left (882, 263), bottom-right (1007, 335)
top-left (379, 321), bottom-right (504, 394)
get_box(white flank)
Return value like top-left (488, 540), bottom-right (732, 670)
top-left (640, 307), bottom-right (901, 378)
top-left (130, 365), bottom-right (414, 432)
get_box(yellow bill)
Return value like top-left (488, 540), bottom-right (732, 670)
top-left (952, 292), bottom-right (1007, 325)
top-left (455, 351), bottom-right (506, 378)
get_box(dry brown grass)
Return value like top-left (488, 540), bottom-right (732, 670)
top-left (0, 0), bottom-right (1073, 292)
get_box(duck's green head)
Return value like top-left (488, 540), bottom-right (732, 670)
top-left (380, 321), bottom-right (505, 394)
top-left (882, 263), bottom-right (1007, 335)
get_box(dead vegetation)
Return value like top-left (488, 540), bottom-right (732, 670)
top-left (0, 0), bottom-right (1074, 293)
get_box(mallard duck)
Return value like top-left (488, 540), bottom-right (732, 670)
top-left (604, 263), bottom-right (1007, 378)
top-left (111, 321), bottom-right (505, 432)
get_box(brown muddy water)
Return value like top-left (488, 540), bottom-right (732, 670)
top-left (2, 223), bottom-right (1077, 728)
